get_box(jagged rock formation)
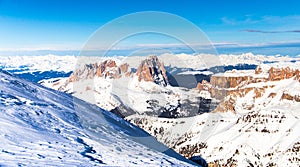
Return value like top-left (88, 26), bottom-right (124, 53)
top-left (68, 60), bottom-right (132, 82)
top-left (57, 59), bottom-right (133, 113)
top-left (136, 56), bottom-right (168, 86)
top-left (67, 56), bottom-right (169, 87)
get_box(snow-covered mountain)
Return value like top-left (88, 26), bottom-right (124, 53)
top-left (128, 62), bottom-right (300, 166)
top-left (44, 54), bottom-right (300, 166)
top-left (52, 55), bottom-right (219, 119)
top-left (3, 53), bottom-right (300, 166)
top-left (0, 70), bottom-right (198, 166)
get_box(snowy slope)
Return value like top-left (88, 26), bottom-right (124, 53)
top-left (127, 65), bottom-right (300, 166)
top-left (128, 98), bottom-right (300, 166)
top-left (0, 70), bottom-right (196, 166)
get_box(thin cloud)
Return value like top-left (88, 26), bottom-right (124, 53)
top-left (214, 41), bottom-right (300, 49)
top-left (221, 16), bottom-right (259, 25)
top-left (222, 15), bottom-right (300, 25)
top-left (242, 29), bottom-right (300, 33)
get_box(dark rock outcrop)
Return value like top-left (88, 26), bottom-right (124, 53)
top-left (136, 56), bottom-right (168, 86)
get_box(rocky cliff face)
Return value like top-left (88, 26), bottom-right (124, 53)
top-left (268, 67), bottom-right (300, 81)
top-left (210, 75), bottom-right (251, 89)
top-left (67, 56), bottom-right (169, 87)
top-left (136, 56), bottom-right (168, 87)
top-left (281, 93), bottom-right (300, 102)
top-left (68, 60), bottom-right (132, 82)
top-left (196, 66), bottom-right (300, 113)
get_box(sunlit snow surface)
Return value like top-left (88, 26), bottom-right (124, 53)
top-left (0, 70), bottom-right (195, 166)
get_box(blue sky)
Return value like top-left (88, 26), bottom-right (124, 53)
top-left (0, 0), bottom-right (300, 55)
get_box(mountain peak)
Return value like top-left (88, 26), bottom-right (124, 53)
top-left (136, 55), bottom-right (168, 86)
